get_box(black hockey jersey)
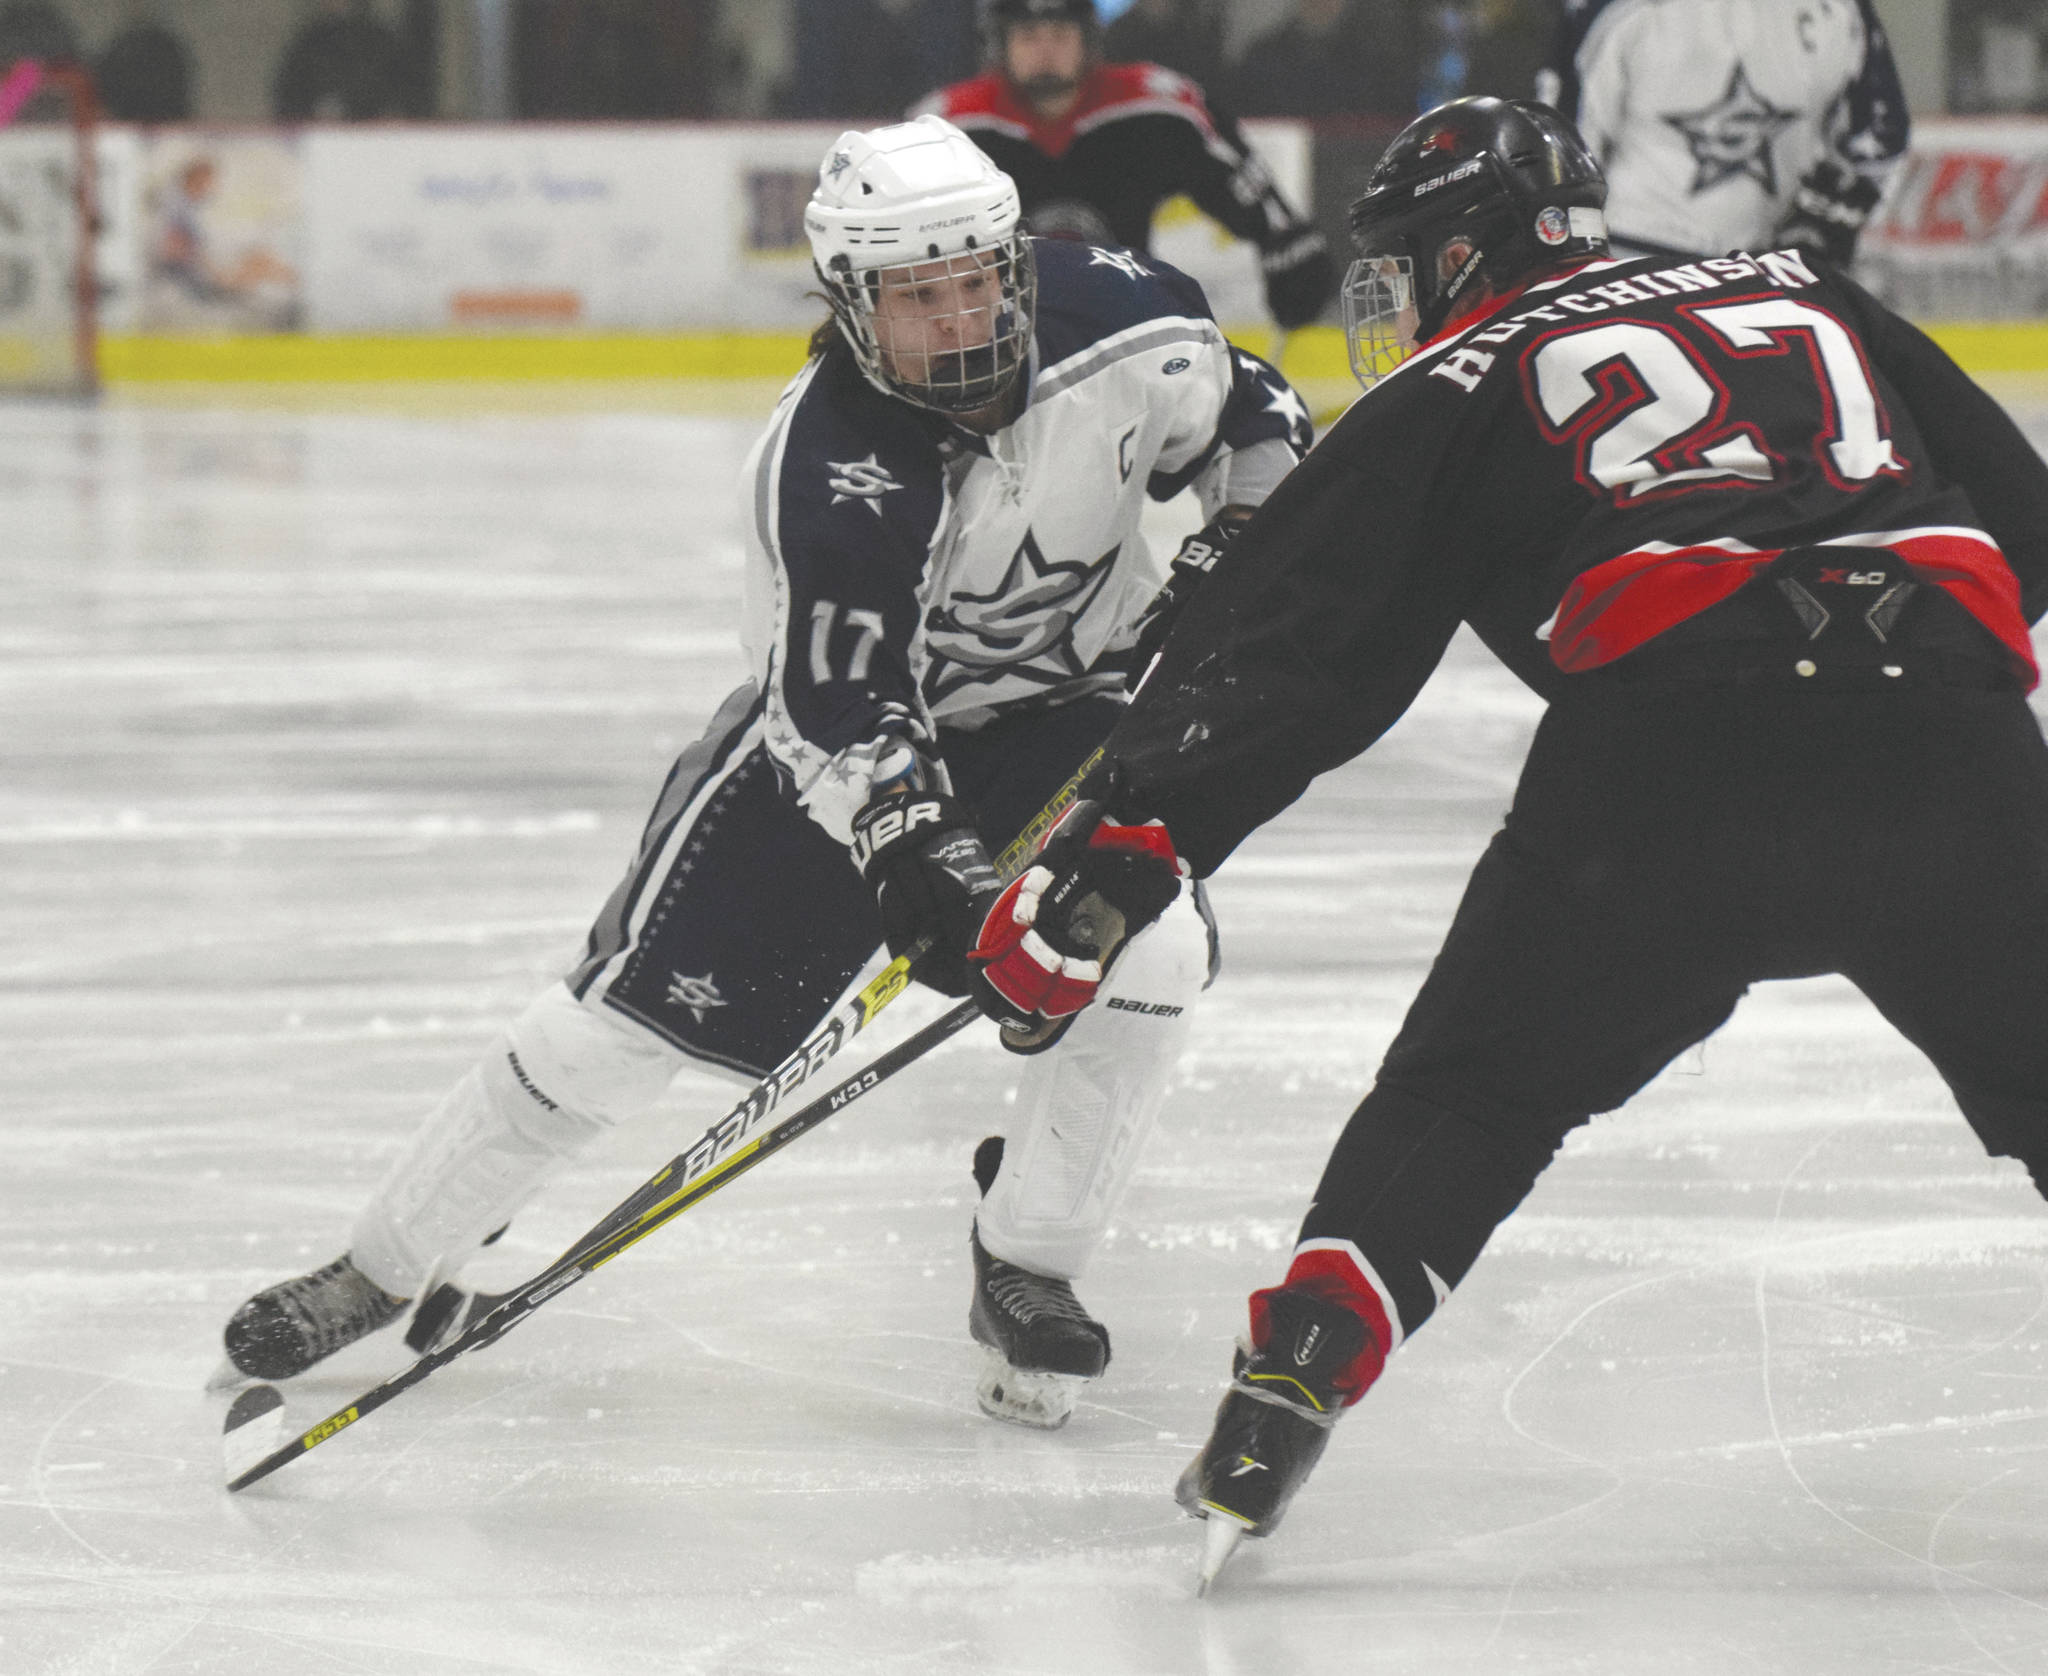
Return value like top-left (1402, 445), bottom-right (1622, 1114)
top-left (913, 62), bottom-right (1319, 267)
top-left (1107, 249), bottom-right (2048, 876)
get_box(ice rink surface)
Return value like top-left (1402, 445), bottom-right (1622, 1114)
top-left (9, 376), bottom-right (2048, 1675)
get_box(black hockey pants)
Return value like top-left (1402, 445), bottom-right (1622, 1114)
top-left (565, 682), bottom-right (1127, 1079)
top-left (1300, 682), bottom-right (2048, 1345)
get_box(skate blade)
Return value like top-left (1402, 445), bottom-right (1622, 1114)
top-left (975, 1347), bottom-right (1088, 1430)
top-left (206, 1356), bottom-right (255, 1393)
top-left (1194, 1508), bottom-right (1252, 1597)
top-left (221, 1383), bottom-right (287, 1484)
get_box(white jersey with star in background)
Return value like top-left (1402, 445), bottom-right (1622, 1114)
top-left (738, 235), bottom-right (1311, 843)
top-left (1538, 0), bottom-right (1909, 259)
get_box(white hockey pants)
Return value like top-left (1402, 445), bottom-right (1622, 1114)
top-left (350, 889), bottom-right (1207, 1300)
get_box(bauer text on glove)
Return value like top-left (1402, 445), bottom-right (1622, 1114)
top-left (968, 811), bottom-right (1185, 1030)
top-left (851, 787), bottom-right (1002, 997)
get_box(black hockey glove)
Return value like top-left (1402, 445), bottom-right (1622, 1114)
top-left (968, 800), bottom-right (1185, 1040)
top-left (1774, 161), bottom-right (1883, 266)
top-left (851, 789), bottom-right (1002, 998)
top-left (1261, 229), bottom-right (1337, 331)
top-left (1125, 509), bottom-right (1250, 691)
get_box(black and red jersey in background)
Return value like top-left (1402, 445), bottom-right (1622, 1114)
top-left (1107, 248), bottom-right (2048, 876)
top-left (912, 62), bottom-right (1331, 325)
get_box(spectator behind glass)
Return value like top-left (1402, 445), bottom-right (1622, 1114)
top-left (1103, 0), bottom-right (1224, 91)
top-left (907, 0), bottom-right (980, 91)
top-left (0, 0), bottom-right (80, 65)
top-left (273, 0), bottom-right (427, 120)
top-left (1950, 0), bottom-right (2048, 113)
top-left (97, 2), bottom-right (194, 121)
top-left (1462, 0), bottom-right (1549, 101)
top-left (514, 0), bottom-right (713, 117)
top-left (784, 0), bottom-right (927, 117)
top-left (1418, 0), bottom-right (1546, 106)
top-left (1231, 0), bottom-right (1420, 118)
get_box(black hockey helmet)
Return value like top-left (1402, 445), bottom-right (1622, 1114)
top-left (979, 0), bottom-right (1099, 62)
top-left (1343, 97), bottom-right (1608, 384)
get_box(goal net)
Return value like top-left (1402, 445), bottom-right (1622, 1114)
top-left (0, 61), bottom-right (96, 395)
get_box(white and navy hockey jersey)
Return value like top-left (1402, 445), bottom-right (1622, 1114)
top-left (1537, 0), bottom-right (1909, 259)
top-left (739, 236), bottom-right (1312, 843)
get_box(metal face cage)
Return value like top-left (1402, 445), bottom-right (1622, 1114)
top-left (825, 235), bottom-right (1037, 417)
top-left (1342, 252), bottom-right (1417, 390)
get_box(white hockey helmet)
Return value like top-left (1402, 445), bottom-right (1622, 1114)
top-left (806, 114), bottom-right (1037, 416)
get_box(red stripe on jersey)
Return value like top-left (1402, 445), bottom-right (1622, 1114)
top-left (1549, 527), bottom-right (2038, 687)
top-left (1549, 540), bottom-right (1777, 673)
top-left (1857, 528), bottom-right (2038, 684)
top-left (927, 62), bottom-right (1215, 160)
top-left (1249, 1244), bottom-right (1392, 1408)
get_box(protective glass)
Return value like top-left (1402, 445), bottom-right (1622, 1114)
top-left (831, 237), bottom-right (1037, 416)
top-left (1341, 253), bottom-right (1417, 390)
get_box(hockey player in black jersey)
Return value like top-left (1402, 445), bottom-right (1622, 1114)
top-left (916, 0), bottom-right (1335, 331)
top-left (961, 95), bottom-right (2048, 1586)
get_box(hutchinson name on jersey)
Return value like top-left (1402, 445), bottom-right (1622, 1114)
top-left (1112, 245), bottom-right (2048, 875)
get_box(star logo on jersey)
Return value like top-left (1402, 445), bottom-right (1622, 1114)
top-left (827, 454), bottom-right (904, 515)
top-left (1662, 63), bottom-right (1799, 196)
top-left (667, 971), bottom-right (728, 1022)
top-left (1259, 375), bottom-right (1312, 443)
top-left (1087, 246), bottom-right (1153, 281)
top-left (923, 529), bottom-right (1116, 702)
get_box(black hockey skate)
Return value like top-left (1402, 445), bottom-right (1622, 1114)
top-left (969, 1227), bottom-right (1111, 1429)
top-left (221, 1253), bottom-right (410, 1381)
top-left (967, 1134), bottom-right (1111, 1429)
top-left (1177, 1288), bottom-right (1370, 1591)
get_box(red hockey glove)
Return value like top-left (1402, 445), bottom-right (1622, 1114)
top-left (968, 804), bottom-right (1185, 1035)
top-left (851, 788), bottom-right (1001, 998)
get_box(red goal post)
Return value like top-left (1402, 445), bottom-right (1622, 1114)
top-left (0, 60), bottom-right (97, 396)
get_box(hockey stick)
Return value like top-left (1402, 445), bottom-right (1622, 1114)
top-left (224, 747), bottom-right (1103, 1492)
top-left (226, 991), bottom-right (984, 1490)
top-left (473, 739), bottom-right (1098, 1267)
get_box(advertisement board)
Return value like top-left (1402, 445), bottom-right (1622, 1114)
top-left (83, 120), bottom-right (1314, 338)
top-left (1860, 118), bottom-right (2048, 319)
top-left (139, 131), bottom-right (303, 332)
top-left (302, 127), bottom-right (716, 331)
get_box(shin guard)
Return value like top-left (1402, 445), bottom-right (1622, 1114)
top-left (975, 890), bottom-right (1207, 1279)
top-left (349, 984), bottom-right (683, 1297)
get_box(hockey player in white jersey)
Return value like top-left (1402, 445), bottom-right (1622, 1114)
top-left (219, 115), bottom-right (1312, 1431)
top-left (1536, 0), bottom-right (1909, 264)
